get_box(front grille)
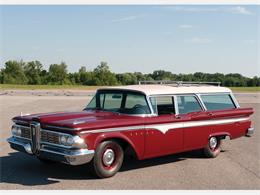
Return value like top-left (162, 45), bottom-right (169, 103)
top-left (40, 131), bottom-right (60, 145)
top-left (20, 126), bottom-right (31, 139)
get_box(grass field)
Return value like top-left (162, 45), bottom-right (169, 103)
top-left (0, 84), bottom-right (259, 92)
top-left (230, 87), bottom-right (260, 92)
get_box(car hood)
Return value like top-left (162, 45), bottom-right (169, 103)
top-left (13, 110), bottom-right (145, 133)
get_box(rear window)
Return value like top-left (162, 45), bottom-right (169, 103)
top-left (200, 94), bottom-right (236, 111)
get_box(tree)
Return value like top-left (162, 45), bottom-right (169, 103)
top-left (78, 66), bottom-right (94, 85)
top-left (47, 62), bottom-right (68, 84)
top-left (92, 62), bottom-right (118, 85)
top-left (247, 76), bottom-right (260, 87)
top-left (24, 61), bottom-right (43, 84)
top-left (0, 69), bottom-right (3, 84)
top-left (151, 70), bottom-right (173, 81)
top-left (2, 60), bottom-right (28, 84)
top-left (116, 73), bottom-right (137, 85)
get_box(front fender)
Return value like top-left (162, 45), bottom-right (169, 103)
top-left (93, 131), bottom-right (144, 160)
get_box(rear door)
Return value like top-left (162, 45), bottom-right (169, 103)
top-left (176, 95), bottom-right (210, 150)
top-left (144, 95), bottom-right (184, 158)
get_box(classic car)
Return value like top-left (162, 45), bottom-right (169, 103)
top-left (7, 81), bottom-right (254, 178)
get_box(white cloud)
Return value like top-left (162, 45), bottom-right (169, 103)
top-left (179, 24), bottom-right (193, 29)
top-left (185, 37), bottom-right (212, 44)
top-left (111, 15), bottom-right (141, 23)
top-left (228, 6), bottom-right (253, 15)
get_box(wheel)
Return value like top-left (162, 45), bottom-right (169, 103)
top-left (92, 140), bottom-right (124, 178)
top-left (37, 157), bottom-right (56, 164)
top-left (203, 136), bottom-right (222, 158)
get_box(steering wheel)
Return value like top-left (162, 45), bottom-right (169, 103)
top-left (133, 104), bottom-right (143, 109)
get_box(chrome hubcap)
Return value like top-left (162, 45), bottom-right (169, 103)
top-left (209, 137), bottom-right (218, 149)
top-left (102, 149), bottom-right (115, 166)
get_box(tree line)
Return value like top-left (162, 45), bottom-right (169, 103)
top-left (0, 60), bottom-right (259, 87)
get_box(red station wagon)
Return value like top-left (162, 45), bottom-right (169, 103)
top-left (7, 81), bottom-right (254, 178)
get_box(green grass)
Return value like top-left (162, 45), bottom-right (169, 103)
top-left (0, 84), bottom-right (259, 92)
top-left (230, 87), bottom-right (260, 92)
top-left (0, 84), bottom-right (101, 90)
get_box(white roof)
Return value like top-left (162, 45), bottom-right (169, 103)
top-left (99, 85), bottom-right (232, 96)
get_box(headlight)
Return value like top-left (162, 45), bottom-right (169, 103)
top-left (66, 136), bottom-right (74, 146)
top-left (60, 135), bottom-right (67, 145)
top-left (11, 125), bottom-right (22, 137)
top-left (59, 134), bottom-right (87, 148)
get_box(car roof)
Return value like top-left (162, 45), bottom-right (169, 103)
top-left (98, 85), bottom-right (232, 96)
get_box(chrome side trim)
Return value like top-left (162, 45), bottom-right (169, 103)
top-left (146, 117), bottom-right (250, 134)
top-left (80, 117), bottom-right (250, 135)
top-left (80, 125), bottom-right (145, 134)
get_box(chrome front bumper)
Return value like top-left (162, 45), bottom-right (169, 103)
top-left (246, 127), bottom-right (254, 136)
top-left (7, 136), bottom-right (95, 165)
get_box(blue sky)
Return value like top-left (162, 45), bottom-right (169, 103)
top-left (0, 5), bottom-right (259, 77)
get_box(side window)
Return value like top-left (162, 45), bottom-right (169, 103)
top-left (125, 94), bottom-right (150, 114)
top-left (200, 94), bottom-right (236, 111)
top-left (125, 94), bottom-right (147, 108)
top-left (86, 96), bottom-right (96, 109)
top-left (177, 95), bottom-right (202, 114)
top-left (150, 96), bottom-right (175, 115)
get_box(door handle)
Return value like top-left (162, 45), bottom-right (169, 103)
top-left (175, 115), bottom-right (181, 119)
top-left (208, 113), bottom-right (213, 116)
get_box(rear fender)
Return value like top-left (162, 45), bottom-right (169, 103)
top-left (209, 132), bottom-right (231, 140)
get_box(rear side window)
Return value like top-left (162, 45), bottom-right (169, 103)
top-left (177, 95), bottom-right (202, 114)
top-left (201, 94), bottom-right (236, 111)
top-left (150, 96), bottom-right (175, 115)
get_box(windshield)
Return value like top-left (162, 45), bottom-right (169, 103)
top-left (85, 90), bottom-right (151, 115)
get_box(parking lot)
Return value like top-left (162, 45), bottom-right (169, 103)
top-left (0, 91), bottom-right (259, 189)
